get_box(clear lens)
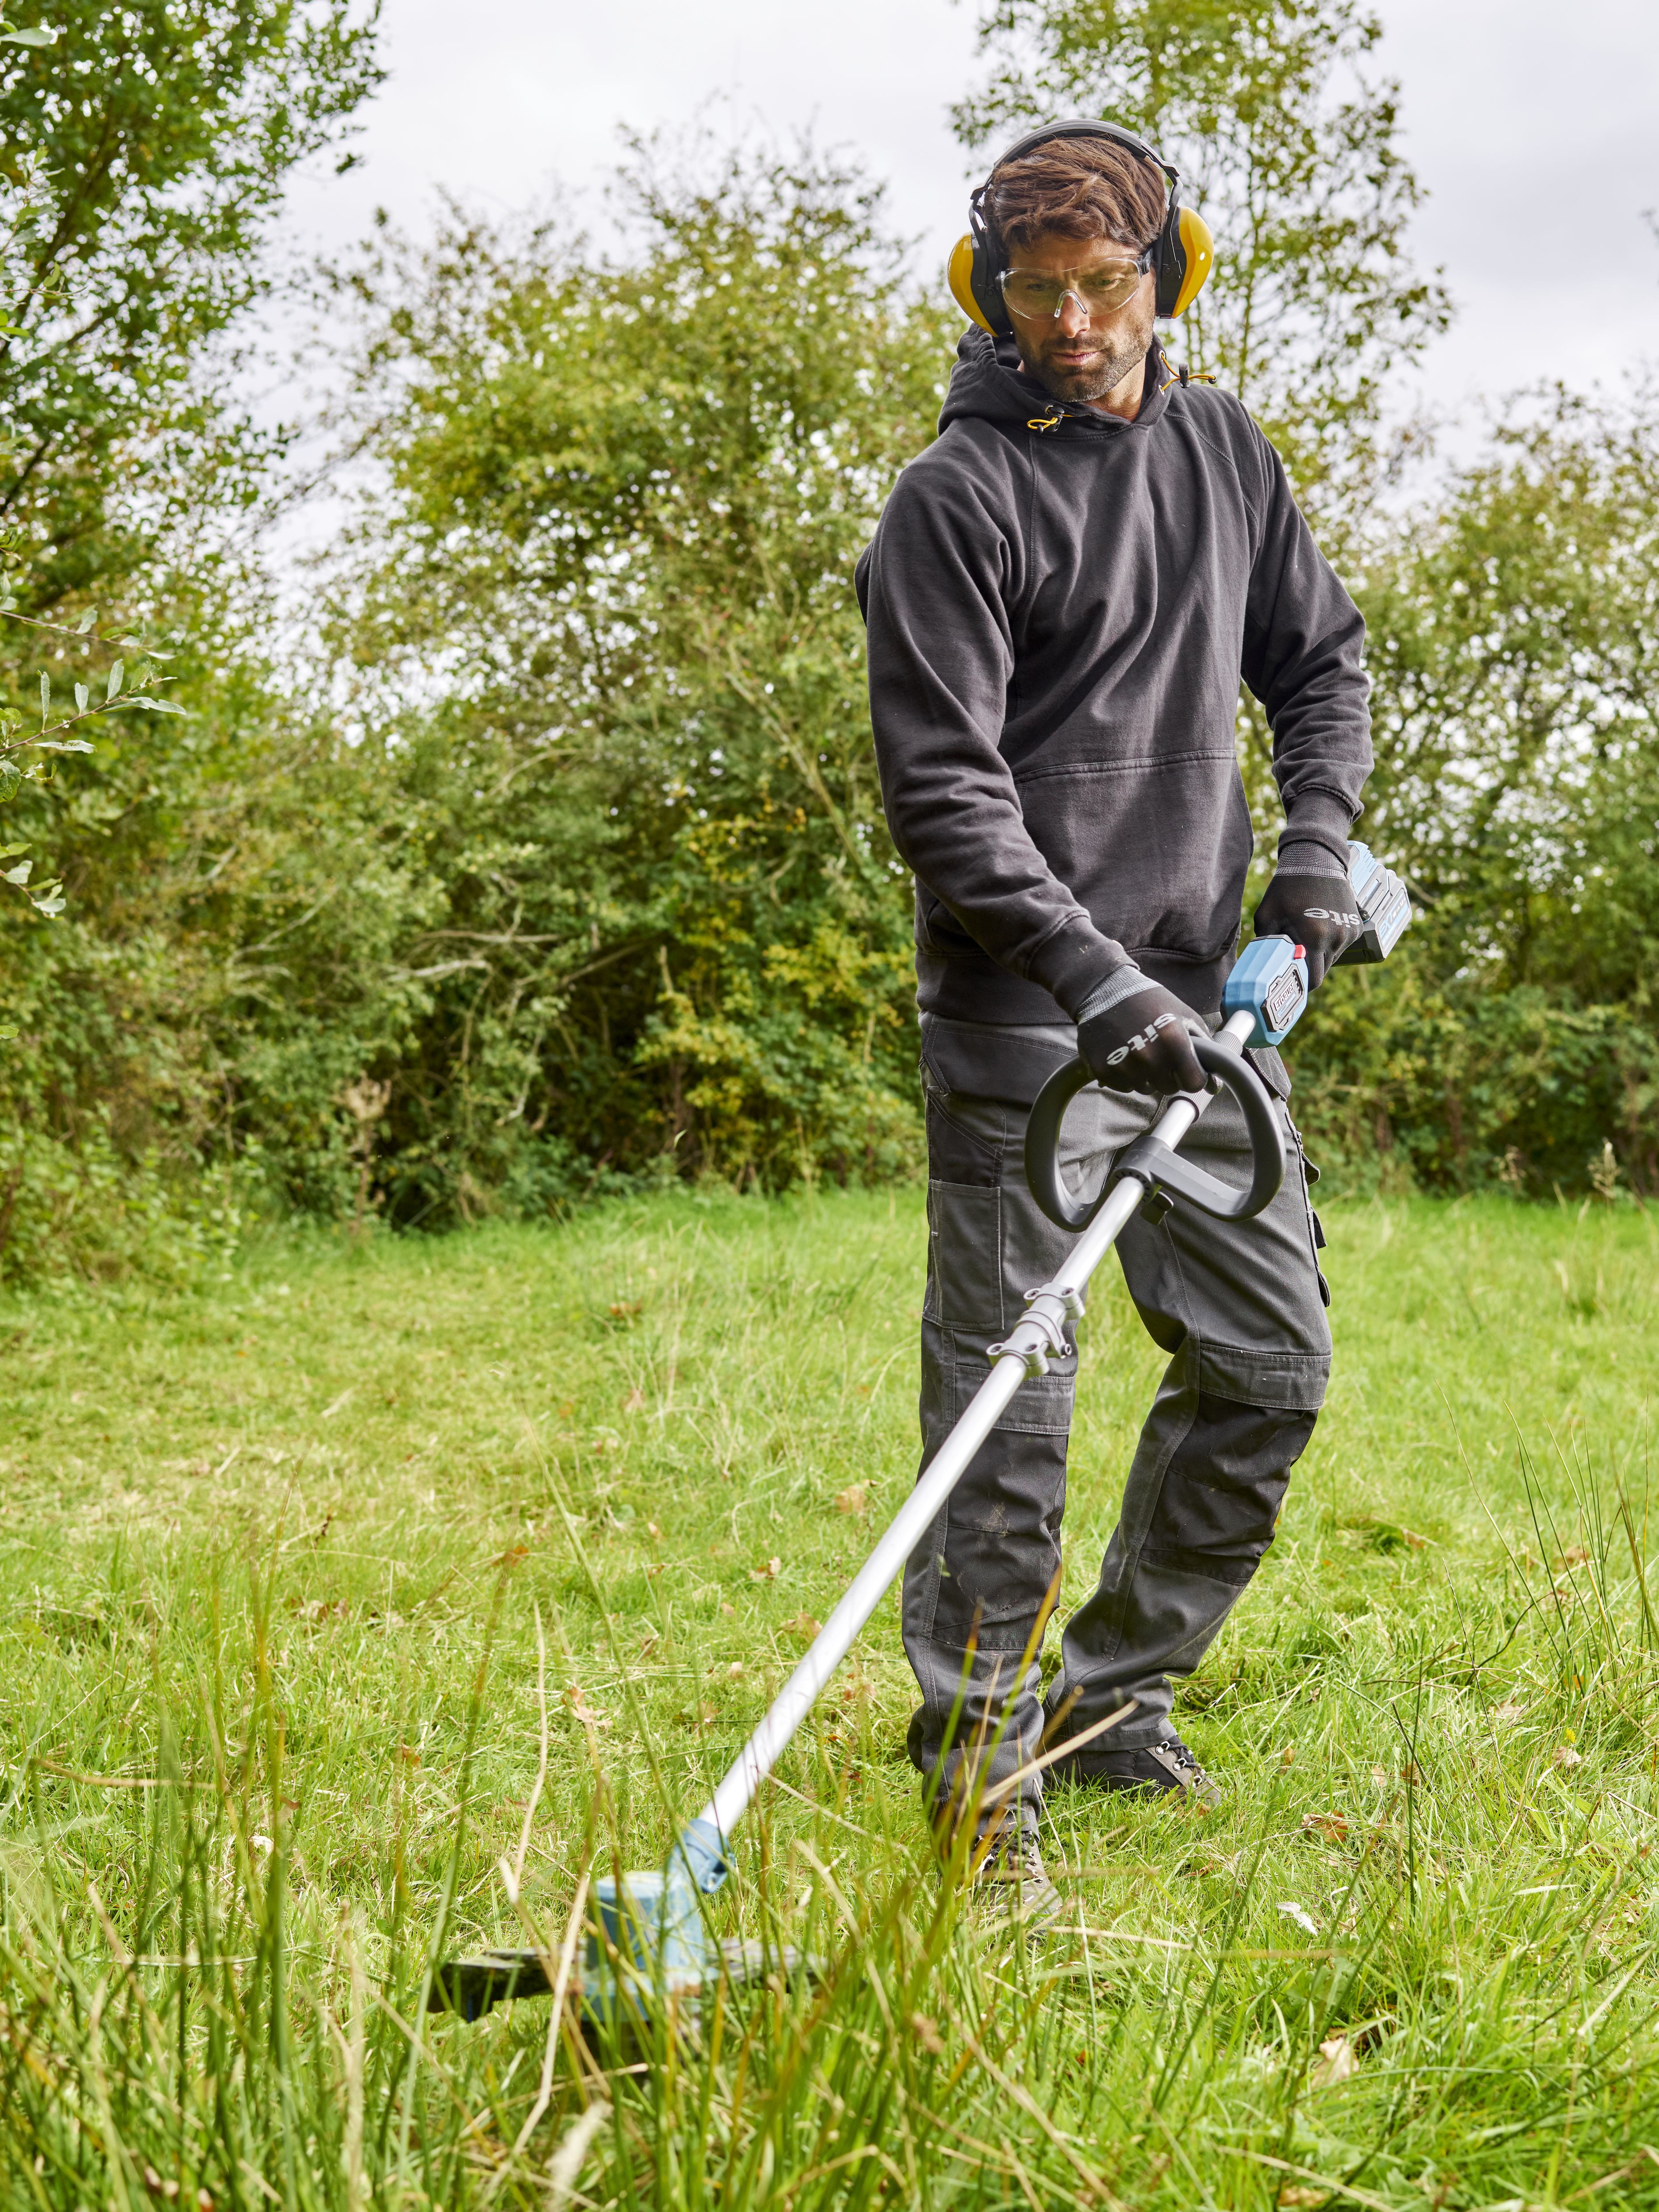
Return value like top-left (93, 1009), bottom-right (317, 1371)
top-left (1000, 261), bottom-right (1145, 318)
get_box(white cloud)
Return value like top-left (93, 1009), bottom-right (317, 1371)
top-left (280, 0), bottom-right (1659, 418)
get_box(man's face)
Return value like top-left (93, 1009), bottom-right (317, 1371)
top-left (1001, 230), bottom-right (1157, 409)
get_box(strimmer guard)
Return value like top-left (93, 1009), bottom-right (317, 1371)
top-left (429, 1819), bottom-right (816, 2028)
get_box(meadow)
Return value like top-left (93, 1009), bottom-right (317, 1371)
top-left (1, 1183), bottom-right (1657, 2208)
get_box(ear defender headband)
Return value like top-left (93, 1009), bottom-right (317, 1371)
top-left (947, 117), bottom-right (1214, 334)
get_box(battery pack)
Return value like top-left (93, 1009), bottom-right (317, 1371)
top-left (1338, 841), bottom-right (1412, 964)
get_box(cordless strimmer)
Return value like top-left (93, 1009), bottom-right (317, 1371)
top-left (431, 840), bottom-right (1411, 2026)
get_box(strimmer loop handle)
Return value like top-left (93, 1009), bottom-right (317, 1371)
top-left (1025, 1035), bottom-right (1286, 1231)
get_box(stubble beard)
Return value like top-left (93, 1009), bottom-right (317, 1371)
top-left (1019, 311), bottom-right (1155, 406)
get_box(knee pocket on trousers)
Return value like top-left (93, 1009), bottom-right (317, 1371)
top-left (1197, 1343), bottom-right (1330, 1409)
top-left (931, 1491), bottom-right (1064, 1649)
top-left (934, 1329), bottom-right (1077, 1436)
top-left (1146, 1396), bottom-right (1318, 1564)
top-left (980, 1362), bottom-right (1076, 1437)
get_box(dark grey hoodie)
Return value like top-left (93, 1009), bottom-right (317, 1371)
top-left (854, 330), bottom-right (1371, 1027)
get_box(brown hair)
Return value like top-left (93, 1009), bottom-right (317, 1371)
top-left (985, 134), bottom-right (1167, 256)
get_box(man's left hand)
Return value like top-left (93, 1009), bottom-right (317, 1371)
top-left (1252, 867), bottom-right (1364, 990)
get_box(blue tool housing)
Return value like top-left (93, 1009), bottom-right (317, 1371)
top-left (1222, 935), bottom-right (1309, 1048)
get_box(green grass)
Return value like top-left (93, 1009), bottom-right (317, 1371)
top-left (2, 1186), bottom-right (1658, 2208)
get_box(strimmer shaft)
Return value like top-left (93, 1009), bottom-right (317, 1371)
top-left (695, 1008), bottom-right (1259, 1846)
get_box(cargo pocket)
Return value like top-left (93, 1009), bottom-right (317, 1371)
top-left (927, 1181), bottom-right (1005, 1334)
top-left (990, 1358), bottom-right (1078, 1436)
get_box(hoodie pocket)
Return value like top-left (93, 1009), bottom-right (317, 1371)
top-left (1011, 749), bottom-right (1248, 959)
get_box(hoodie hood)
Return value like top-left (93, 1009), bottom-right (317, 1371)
top-left (937, 325), bottom-right (1177, 438)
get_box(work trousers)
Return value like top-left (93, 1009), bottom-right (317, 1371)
top-left (904, 1020), bottom-right (1332, 1828)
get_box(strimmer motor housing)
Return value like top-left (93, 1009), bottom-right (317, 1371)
top-left (1224, 936), bottom-right (1308, 1048)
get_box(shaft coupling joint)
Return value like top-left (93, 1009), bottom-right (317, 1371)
top-left (987, 1282), bottom-right (1082, 1378)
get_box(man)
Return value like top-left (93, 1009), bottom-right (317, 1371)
top-left (854, 120), bottom-right (1372, 1919)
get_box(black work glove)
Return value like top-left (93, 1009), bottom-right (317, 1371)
top-left (1252, 867), bottom-right (1364, 990)
top-left (1078, 983), bottom-right (1207, 1098)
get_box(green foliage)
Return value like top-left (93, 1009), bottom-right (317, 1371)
top-left (257, 139), bottom-right (954, 1218)
top-left (1283, 389), bottom-right (1659, 1193)
top-left (0, 0), bottom-right (382, 596)
top-left (4, 1194), bottom-right (1659, 2202)
top-left (0, 0), bottom-right (380, 1278)
top-left (953, 0), bottom-right (1451, 506)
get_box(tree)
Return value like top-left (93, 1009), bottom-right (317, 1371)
top-left (0, 0), bottom-right (382, 601)
top-left (1287, 386), bottom-right (1659, 1192)
top-left (0, 0), bottom-right (381, 1279)
top-left (214, 137), bottom-right (955, 1218)
top-left (953, 0), bottom-right (1449, 510)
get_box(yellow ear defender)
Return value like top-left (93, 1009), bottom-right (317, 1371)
top-left (948, 117), bottom-right (1214, 333)
top-left (1166, 202), bottom-right (1214, 316)
top-left (947, 232), bottom-right (995, 334)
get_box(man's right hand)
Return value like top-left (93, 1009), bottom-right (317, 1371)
top-left (1252, 864), bottom-right (1363, 990)
top-left (1078, 983), bottom-right (1207, 1098)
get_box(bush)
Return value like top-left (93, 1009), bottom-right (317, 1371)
top-left (1286, 391), bottom-right (1659, 1194)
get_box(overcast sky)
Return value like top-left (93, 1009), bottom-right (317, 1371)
top-left (281, 0), bottom-right (1659, 434)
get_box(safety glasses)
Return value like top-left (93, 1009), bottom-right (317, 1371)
top-left (999, 249), bottom-right (1153, 320)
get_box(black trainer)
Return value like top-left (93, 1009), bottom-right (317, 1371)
top-left (1047, 1730), bottom-right (1220, 1808)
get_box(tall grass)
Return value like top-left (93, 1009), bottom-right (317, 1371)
top-left (1, 1189), bottom-right (1657, 2205)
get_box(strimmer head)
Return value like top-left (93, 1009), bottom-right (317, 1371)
top-left (431, 1857), bottom-right (711, 2028)
top-left (428, 1818), bottom-right (818, 2028)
